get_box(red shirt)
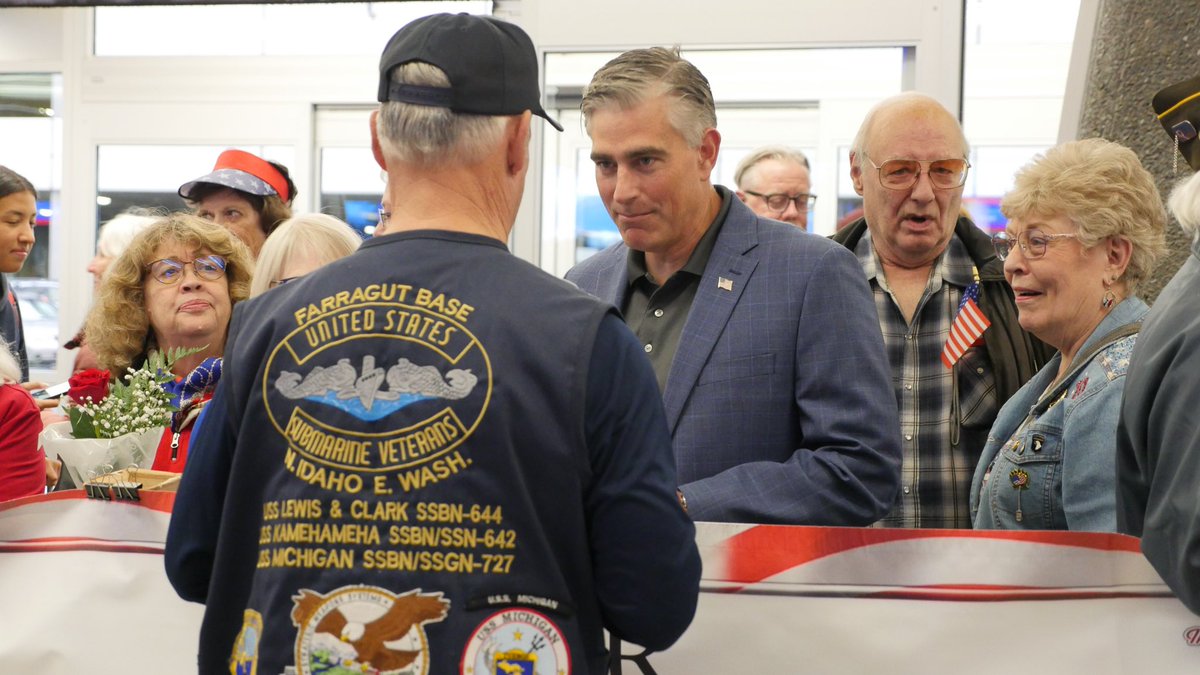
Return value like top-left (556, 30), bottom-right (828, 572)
top-left (0, 383), bottom-right (45, 501)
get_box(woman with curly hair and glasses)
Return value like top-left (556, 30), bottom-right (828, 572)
top-left (85, 213), bottom-right (254, 472)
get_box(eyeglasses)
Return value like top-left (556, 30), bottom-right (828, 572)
top-left (743, 190), bottom-right (817, 213)
top-left (147, 255), bottom-right (227, 285)
top-left (378, 208), bottom-right (391, 227)
top-left (269, 276), bottom-right (300, 289)
top-left (991, 230), bottom-right (1079, 261)
top-left (864, 156), bottom-right (970, 191)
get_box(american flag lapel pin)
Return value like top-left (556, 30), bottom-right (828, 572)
top-left (717, 277), bottom-right (733, 292)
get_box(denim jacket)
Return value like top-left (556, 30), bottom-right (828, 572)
top-left (970, 297), bottom-right (1148, 531)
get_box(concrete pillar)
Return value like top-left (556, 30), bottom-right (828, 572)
top-left (1075, 0), bottom-right (1200, 302)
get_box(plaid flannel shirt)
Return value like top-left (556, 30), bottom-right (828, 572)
top-left (854, 232), bottom-right (998, 528)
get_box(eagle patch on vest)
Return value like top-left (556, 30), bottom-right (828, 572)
top-left (290, 585), bottom-right (449, 674)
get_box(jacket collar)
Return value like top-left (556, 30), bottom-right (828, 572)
top-left (660, 193), bottom-right (761, 432)
top-left (835, 215), bottom-right (1004, 283)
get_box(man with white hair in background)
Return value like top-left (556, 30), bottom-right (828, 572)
top-left (734, 146), bottom-right (815, 229)
top-left (166, 14), bottom-right (700, 674)
top-left (832, 93), bottom-right (1050, 528)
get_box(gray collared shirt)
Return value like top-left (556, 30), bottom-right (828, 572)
top-left (622, 186), bottom-right (733, 391)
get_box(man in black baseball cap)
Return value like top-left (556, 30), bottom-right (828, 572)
top-left (377, 12), bottom-right (563, 131)
top-left (166, 12), bottom-right (700, 675)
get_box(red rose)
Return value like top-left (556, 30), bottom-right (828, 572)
top-left (67, 368), bottom-right (111, 406)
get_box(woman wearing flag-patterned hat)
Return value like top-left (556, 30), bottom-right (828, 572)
top-left (178, 149), bottom-right (297, 258)
top-left (969, 138), bottom-right (1165, 531)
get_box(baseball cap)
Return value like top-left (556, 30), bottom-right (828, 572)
top-left (178, 149), bottom-right (292, 202)
top-left (1153, 74), bottom-right (1200, 172)
top-left (377, 13), bottom-right (563, 132)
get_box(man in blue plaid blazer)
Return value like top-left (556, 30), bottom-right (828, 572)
top-left (566, 47), bottom-right (901, 524)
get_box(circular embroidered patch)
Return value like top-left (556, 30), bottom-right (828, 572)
top-left (460, 607), bottom-right (571, 674)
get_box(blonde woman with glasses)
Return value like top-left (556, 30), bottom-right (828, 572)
top-left (969, 138), bottom-right (1166, 531)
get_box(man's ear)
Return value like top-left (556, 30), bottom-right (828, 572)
top-left (370, 109), bottom-right (387, 171)
top-left (735, 190), bottom-right (749, 203)
top-left (506, 111), bottom-right (533, 176)
top-left (850, 151), bottom-right (865, 196)
top-left (697, 127), bottom-right (721, 180)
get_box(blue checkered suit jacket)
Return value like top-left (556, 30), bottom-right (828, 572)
top-left (566, 196), bottom-right (901, 524)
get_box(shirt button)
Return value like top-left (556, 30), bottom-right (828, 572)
top-left (653, 308), bottom-right (664, 318)
top-left (903, 486), bottom-right (911, 495)
top-left (977, 367), bottom-right (984, 374)
top-left (644, 344), bottom-right (653, 353)
top-left (904, 434), bottom-right (913, 441)
top-left (905, 334), bottom-right (913, 340)
top-left (904, 383), bottom-right (912, 391)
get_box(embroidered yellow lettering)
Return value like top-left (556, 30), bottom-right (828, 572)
top-left (290, 456), bottom-right (365, 494)
top-left (380, 309), bottom-right (454, 346)
top-left (292, 283), bottom-right (413, 324)
top-left (416, 501), bottom-right (464, 523)
top-left (267, 546), bottom-right (354, 569)
top-left (349, 500), bottom-right (410, 521)
top-left (301, 309), bottom-right (377, 349)
top-left (270, 522), bottom-right (381, 546)
top-left (414, 287), bottom-right (474, 322)
top-left (375, 413), bottom-right (460, 464)
top-left (279, 498), bottom-right (323, 519)
top-left (394, 450), bottom-right (471, 493)
top-left (361, 549), bottom-right (477, 573)
top-left (286, 415), bottom-right (372, 467)
top-left (387, 525), bottom-right (480, 548)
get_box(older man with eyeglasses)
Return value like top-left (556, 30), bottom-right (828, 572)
top-left (734, 146), bottom-right (815, 228)
top-left (831, 92), bottom-right (1053, 529)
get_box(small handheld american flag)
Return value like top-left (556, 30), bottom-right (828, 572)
top-left (941, 280), bottom-right (990, 369)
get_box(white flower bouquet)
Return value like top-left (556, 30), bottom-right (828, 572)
top-left (41, 347), bottom-right (200, 486)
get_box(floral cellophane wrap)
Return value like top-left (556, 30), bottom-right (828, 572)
top-left (40, 421), bottom-right (163, 487)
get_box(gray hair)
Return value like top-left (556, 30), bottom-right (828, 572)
top-left (734, 146), bottom-right (810, 189)
top-left (250, 213), bottom-right (362, 297)
top-left (1169, 170), bottom-right (1200, 243)
top-left (581, 46), bottom-right (716, 148)
top-left (851, 92), bottom-right (969, 167)
top-left (376, 62), bottom-right (509, 166)
top-left (97, 208), bottom-right (159, 259)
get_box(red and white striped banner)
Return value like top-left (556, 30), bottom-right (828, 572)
top-left (2, 495), bottom-right (1198, 674)
top-left (632, 523), bottom-right (1200, 674)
